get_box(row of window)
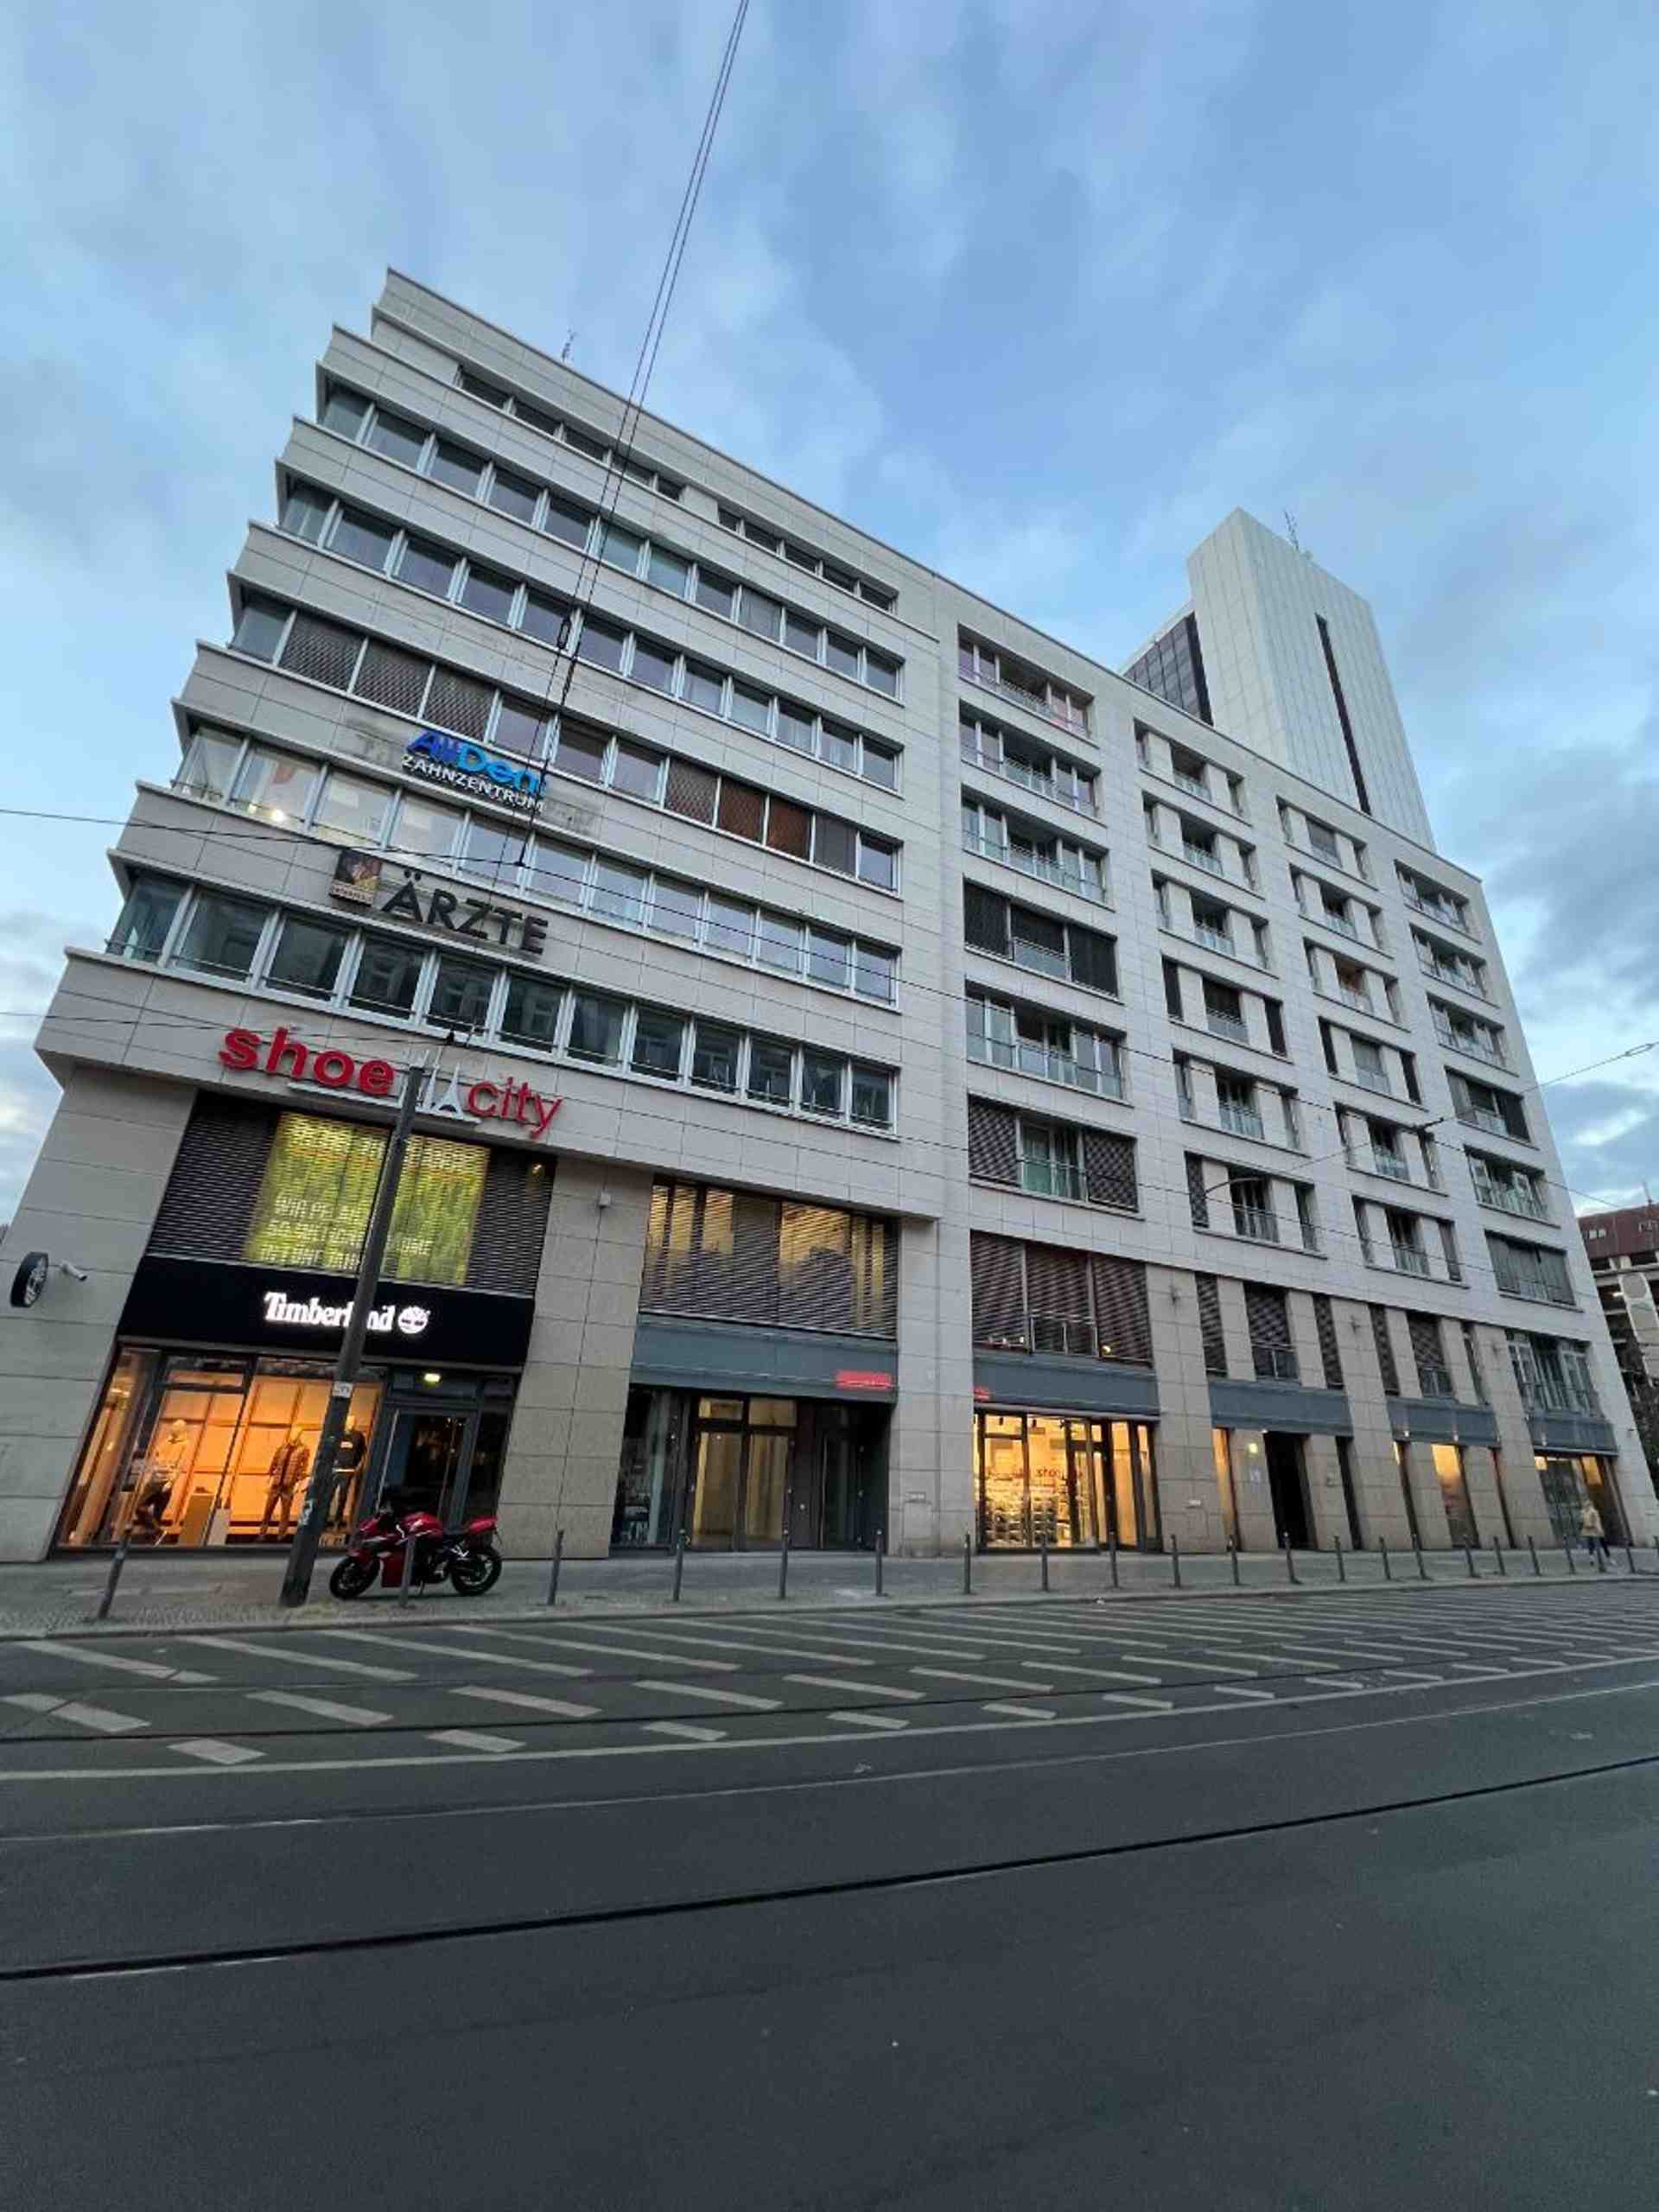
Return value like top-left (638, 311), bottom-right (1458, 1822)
top-left (966, 992), bottom-right (1126, 1100)
top-left (1351, 1199), bottom-right (1463, 1282)
top-left (961, 798), bottom-right (1108, 904)
top-left (1185, 1155), bottom-right (1320, 1253)
top-left (1135, 725), bottom-right (1246, 817)
top-left (1154, 880), bottom-right (1272, 968)
top-left (450, 366), bottom-right (687, 499)
top-left (1490, 1235), bottom-right (1574, 1308)
top-left (1164, 962), bottom-right (1290, 1055)
top-left (641, 1180), bottom-right (899, 1340)
top-left (963, 883), bottom-right (1118, 996)
top-left (1143, 798), bottom-right (1259, 888)
top-left (105, 878), bottom-right (897, 1130)
top-left (314, 397), bottom-right (906, 693)
top-left (969, 1233), bottom-right (1153, 1363)
top-left (1414, 927), bottom-right (1490, 998)
top-left (714, 505), bottom-right (894, 607)
top-left (960, 711), bottom-right (1098, 816)
top-left (231, 595), bottom-right (899, 794)
top-left (957, 634), bottom-right (1090, 738)
top-left (177, 725), bottom-right (899, 906)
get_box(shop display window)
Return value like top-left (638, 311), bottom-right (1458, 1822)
top-left (243, 1112), bottom-right (487, 1287)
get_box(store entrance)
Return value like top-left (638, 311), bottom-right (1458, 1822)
top-left (1264, 1432), bottom-right (1311, 1549)
top-left (975, 1412), bottom-right (1160, 1550)
top-left (610, 1389), bottom-right (888, 1550)
top-left (362, 1402), bottom-right (512, 1530)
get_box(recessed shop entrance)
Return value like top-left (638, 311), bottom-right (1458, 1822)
top-left (361, 1384), bottom-right (513, 1530)
top-left (1263, 1431), bottom-right (1311, 1550)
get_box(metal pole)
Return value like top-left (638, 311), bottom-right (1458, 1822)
top-left (963, 1531), bottom-right (972, 1595)
top-left (281, 1058), bottom-right (425, 1608)
top-left (1109, 1533), bottom-right (1119, 1590)
top-left (671, 1529), bottom-right (686, 1602)
top-left (1380, 1535), bottom-right (1391, 1581)
top-left (545, 1527), bottom-right (564, 1607)
top-left (1229, 1535), bottom-right (1240, 1586)
top-left (1493, 1535), bottom-right (1506, 1578)
top-left (1596, 1537), bottom-right (1608, 1575)
top-left (778, 1504), bottom-right (791, 1602)
top-left (1286, 1536), bottom-right (1298, 1586)
top-left (1528, 1535), bottom-right (1539, 1577)
top-left (93, 1535), bottom-right (130, 1624)
top-left (1414, 1535), bottom-right (1427, 1581)
top-left (1170, 1532), bottom-right (1180, 1589)
top-left (874, 1529), bottom-right (885, 1597)
top-left (1334, 1535), bottom-right (1345, 1585)
top-left (398, 1530), bottom-right (417, 1606)
top-left (1464, 1542), bottom-right (1476, 1579)
top-left (1039, 1534), bottom-right (1050, 1592)
top-left (1624, 1541), bottom-right (1635, 1576)
top-left (1564, 1537), bottom-right (1576, 1575)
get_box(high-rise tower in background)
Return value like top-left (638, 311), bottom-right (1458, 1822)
top-left (1125, 508), bottom-right (1435, 847)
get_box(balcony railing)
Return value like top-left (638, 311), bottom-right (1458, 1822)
top-left (1404, 888), bottom-right (1473, 936)
top-left (1182, 842), bottom-right (1224, 875)
top-left (1233, 1205), bottom-right (1280, 1243)
top-left (1361, 1147), bottom-right (1408, 1180)
top-left (1253, 1347), bottom-right (1300, 1382)
top-left (1321, 908), bottom-right (1359, 940)
top-left (1438, 1026), bottom-right (1505, 1066)
top-left (1193, 923), bottom-right (1233, 954)
top-left (1300, 1222), bottom-right (1322, 1254)
top-left (1218, 1103), bottom-right (1266, 1140)
top-left (1459, 1106), bottom-right (1509, 1137)
top-left (1352, 1066), bottom-right (1393, 1094)
top-left (964, 830), bottom-right (1103, 902)
top-left (1478, 1181), bottom-right (1548, 1221)
top-left (1020, 1158), bottom-right (1085, 1201)
top-left (1523, 1376), bottom-right (1600, 1415)
top-left (1389, 1243), bottom-right (1431, 1277)
top-left (961, 657), bottom-right (1090, 737)
top-left (1205, 1009), bottom-right (1249, 1043)
top-left (961, 741), bottom-right (1099, 817)
top-left (1172, 770), bottom-right (1208, 801)
top-left (1335, 985), bottom-right (1371, 1014)
top-left (969, 1033), bottom-right (1126, 1099)
top-left (1417, 1363), bottom-right (1456, 1399)
top-left (1010, 938), bottom-right (1069, 981)
top-left (1421, 955), bottom-right (1484, 995)
top-left (1306, 830), bottom-right (1342, 863)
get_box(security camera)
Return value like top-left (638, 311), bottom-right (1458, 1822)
top-left (60, 1263), bottom-right (89, 1283)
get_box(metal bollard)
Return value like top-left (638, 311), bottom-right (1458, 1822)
top-left (1564, 1538), bottom-right (1576, 1576)
top-left (1109, 1534), bottom-right (1119, 1590)
top-left (1529, 1535), bottom-right (1540, 1576)
top-left (778, 1518), bottom-right (791, 1602)
top-left (1039, 1535), bottom-right (1050, 1592)
top-left (1229, 1535), bottom-right (1240, 1586)
top-left (1624, 1542), bottom-right (1635, 1577)
top-left (671, 1529), bottom-right (687, 1602)
top-left (874, 1529), bottom-right (885, 1597)
top-left (1170, 1532), bottom-right (1181, 1589)
top-left (1285, 1536), bottom-right (1297, 1586)
top-left (1493, 1535), bottom-right (1506, 1578)
top-left (544, 1527), bottom-right (564, 1607)
top-left (1414, 1535), bottom-right (1427, 1582)
top-left (94, 1535), bottom-right (131, 1624)
top-left (1334, 1535), bottom-right (1345, 1585)
top-left (1465, 1542), bottom-right (1476, 1579)
top-left (399, 1536), bottom-right (417, 1606)
top-left (1380, 1535), bottom-right (1392, 1581)
top-left (963, 1531), bottom-right (972, 1595)
top-left (1596, 1540), bottom-right (1608, 1575)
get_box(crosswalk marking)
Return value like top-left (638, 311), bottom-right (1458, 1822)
top-left (172, 1738), bottom-right (264, 1766)
top-left (429, 1729), bottom-right (523, 1752)
top-left (186, 1636), bottom-right (410, 1682)
top-left (785, 1674), bottom-right (922, 1700)
top-left (645, 1720), bottom-right (726, 1743)
top-left (1098, 1691), bottom-right (1174, 1711)
top-left (482, 1630), bottom-right (736, 1673)
top-left (629, 1626), bottom-right (874, 1668)
top-left (634, 1678), bottom-right (781, 1711)
top-left (5, 1694), bottom-right (147, 1733)
top-left (450, 1686), bottom-right (598, 1720)
top-left (913, 1667), bottom-right (1056, 1693)
top-left (829, 1710), bottom-right (909, 1731)
top-left (17, 1640), bottom-right (213, 1684)
top-left (1023, 1659), bottom-right (1164, 1685)
top-left (982, 1701), bottom-right (1056, 1720)
top-left (319, 1629), bottom-right (591, 1677)
top-left (1114, 1649), bottom-right (1259, 1677)
top-left (248, 1691), bottom-right (394, 1726)
top-left (1211, 1684), bottom-right (1277, 1702)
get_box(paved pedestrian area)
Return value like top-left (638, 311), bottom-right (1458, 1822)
top-left (5, 1580), bottom-right (1658, 1788)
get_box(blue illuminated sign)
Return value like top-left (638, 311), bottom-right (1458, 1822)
top-left (404, 730), bottom-right (543, 812)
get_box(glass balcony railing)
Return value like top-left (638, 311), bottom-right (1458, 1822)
top-left (1182, 842), bottom-right (1224, 875)
top-left (1193, 924), bottom-right (1233, 954)
top-left (1172, 770), bottom-right (1208, 801)
top-left (1335, 985), bottom-right (1371, 1013)
top-left (961, 742), bottom-right (1098, 817)
top-left (1370, 1149), bottom-right (1408, 1180)
top-left (1010, 938), bottom-right (1068, 981)
top-left (1321, 909), bottom-right (1359, 939)
top-left (1218, 1103), bottom-right (1266, 1140)
top-left (963, 830), bottom-right (1102, 900)
top-left (1389, 1244), bottom-right (1431, 1277)
top-left (1233, 1206), bottom-right (1280, 1243)
top-left (960, 657), bottom-right (1090, 737)
top-left (1459, 1106), bottom-right (1508, 1136)
top-left (967, 1033), bottom-right (1126, 1099)
top-left (1352, 1066), bottom-right (1392, 1094)
top-left (1478, 1180), bottom-right (1548, 1220)
top-left (1020, 1158), bottom-right (1085, 1201)
top-left (1205, 1010), bottom-right (1249, 1043)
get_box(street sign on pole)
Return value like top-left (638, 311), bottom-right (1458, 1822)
top-left (279, 1058), bottom-right (427, 1609)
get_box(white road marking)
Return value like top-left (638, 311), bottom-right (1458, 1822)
top-left (913, 1667), bottom-right (1056, 1693)
top-left (248, 1691), bottom-right (394, 1726)
top-left (1380, 1669), bottom-right (1445, 1686)
top-left (318, 1630), bottom-right (590, 1677)
top-left (645, 1721), bottom-right (726, 1743)
top-left (829, 1710), bottom-right (909, 1732)
top-left (633, 1679), bottom-right (780, 1711)
top-left (185, 1636), bottom-right (410, 1682)
top-left (475, 1630), bottom-right (736, 1673)
top-left (450, 1686), bottom-right (598, 1720)
top-left (17, 1640), bottom-right (213, 1685)
top-left (1211, 1685), bottom-right (1277, 1703)
top-left (982, 1701), bottom-right (1057, 1720)
top-left (785, 1674), bottom-right (922, 1701)
top-left (172, 1738), bottom-right (264, 1766)
top-left (1023, 1659), bottom-right (1164, 1685)
top-left (1113, 1649), bottom-right (1259, 1677)
top-left (429, 1729), bottom-right (523, 1753)
top-left (4, 1694), bottom-right (147, 1733)
top-left (1098, 1691), bottom-right (1174, 1711)
top-left (627, 1626), bottom-right (874, 1668)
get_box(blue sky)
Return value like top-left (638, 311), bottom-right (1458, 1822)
top-left (3, 0), bottom-right (1658, 1218)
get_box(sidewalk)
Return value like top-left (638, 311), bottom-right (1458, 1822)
top-left (2, 1539), bottom-right (1650, 1638)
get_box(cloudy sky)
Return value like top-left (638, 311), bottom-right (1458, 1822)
top-left (3, 0), bottom-right (1658, 1221)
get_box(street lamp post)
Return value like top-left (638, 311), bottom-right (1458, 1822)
top-left (279, 1058), bottom-right (426, 1609)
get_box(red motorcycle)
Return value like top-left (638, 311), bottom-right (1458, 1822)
top-left (327, 1498), bottom-right (503, 1600)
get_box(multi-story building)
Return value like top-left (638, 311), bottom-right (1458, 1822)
top-left (0, 273), bottom-right (1649, 1564)
top-left (1580, 1204), bottom-right (1659, 1389)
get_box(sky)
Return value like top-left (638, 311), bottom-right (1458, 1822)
top-left (3, 0), bottom-right (1658, 1223)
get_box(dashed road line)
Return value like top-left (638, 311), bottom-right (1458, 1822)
top-left (1112, 1649), bottom-right (1258, 1677)
top-left (318, 1630), bottom-right (591, 1678)
top-left (449, 1686), bottom-right (599, 1720)
top-left (429, 1729), bottom-right (524, 1753)
top-left (185, 1636), bottom-right (410, 1682)
top-left (172, 1739), bottom-right (264, 1767)
top-left (247, 1691), bottom-right (394, 1726)
top-left (829, 1710), bottom-right (909, 1732)
top-left (633, 1679), bottom-right (781, 1711)
top-left (1098, 1691), bottom-right (1175, 1711)
top-left (982, 1701), bottom-right (1057, 1721)
top-left (16, 1641), bottom-right (214, 1685)
top-left (1022, 1660), bottom-right (1164, 1686)
top-left (479, 1630), bottom-right (737, 1673)
top-left (4, 1694), bottom-right (147, 1734)
top-left (914, 1667), bottom-right (1056, 1694)
top-left (785, 1674), bottom-right (922, 1701)
top-left (645, 1721), bottom-right (726, 1743)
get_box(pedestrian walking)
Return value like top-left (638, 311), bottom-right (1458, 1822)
top-left (1579, 1499), bottom-right (1608, 1567)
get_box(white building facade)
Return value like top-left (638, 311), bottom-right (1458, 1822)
top-left (0, 274), bottom-right (1648, 1565)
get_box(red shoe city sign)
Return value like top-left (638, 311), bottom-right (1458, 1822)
top-left (218, 1027), bottom-right (562, 1140)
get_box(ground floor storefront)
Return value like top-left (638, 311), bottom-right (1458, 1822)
top-left (974, 1410), bottom-right (1161, 1551)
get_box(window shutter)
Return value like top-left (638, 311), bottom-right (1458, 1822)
top-left (641, 1180), bottom-right (894, 1338)
top-left (1163, 959), bottom-right (1185, 1020)
top-left (1067, 925), bottom-right (1117, 994)
top-left (353, 640), bottom-right (430, 717)
top-left (765, 798), bottom-right (812, 859)
top-left (1370, 1305), bottom-right (1401, 1394)
top-left (1407, 1312), bottom-right (1451, 1395)
top-left (779, 1204), bottom-right (854, 1332)
top-left (715, 779), bottom-right (766, 842)
top-left (1195, 1273), bottom-right (1227, 1376)
top-left (425, 667), bottom-right (493, 741)
top-left (963, 883), bottom-right (1011, 957)
top-left (468, 1149), bottom-right (556, 1294)
top-left (1185, 1154), bottom-right (1211, 1228)
top-left (849, 1215), bottom-right (899, 1339)
top-left (1313, 1294), bottom-right (1344, 1389)
top-left (148, 1097), bottom-right (276, 1260)
top-left (1027, 1244), bottom-right (1092, 1353)
top-left (1245, 1284), bottom-right (1296, 1380)
top-left (1082, 1129), bottom-right (1137, 1211)
top-left (968, 1099), bottom-right (1019, 1185)
top-left (280, 612), bottom-right (361, 691)
top-left (664, 759), bottom-right (718, 823)
top-left (1090, 1255), bottom-right (1152, 1365)
top-left (970, 1234), bottom-right (1027, 1348)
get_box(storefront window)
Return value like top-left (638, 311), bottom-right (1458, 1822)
top-left (243, 1112), bottom-right (487, 1286)
top-left (976, 1412), bottom-right (1158, 1550)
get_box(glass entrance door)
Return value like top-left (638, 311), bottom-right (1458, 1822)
top-left (373, 1411), bottom-right (469, 1524)
top-left (686, 1396), bottom-right (797, 1548)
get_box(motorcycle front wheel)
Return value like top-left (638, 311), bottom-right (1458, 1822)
top-left (328, 1554), bottom-right (379, 1600)
top-left (450, 1547), bottom-right (502, 1597)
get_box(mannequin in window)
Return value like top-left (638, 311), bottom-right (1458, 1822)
top-left (329, 1423), bottom-right (370, 1532)
top-left (130, 1419), bottom-right (188, 1541)
top-left (260, 1429), bottom-right (311, 1540)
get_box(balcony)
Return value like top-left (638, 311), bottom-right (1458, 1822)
top-left (1010, 938), bottom-right (1068, 982)
top-left (1478, 1181), bottom-right (1548, 1221)
top-left (1193, 923), bottom-right (1233, 955)
top-left (1404, 888), bottom-right (1472, 935)
top-left (1320, 908), bottom-right (1359, 940)
top-left (960, 654), bottom-right (1090, 738)
top-left (1218, 1103), bottom-right (1266, 1141)
top-left (1172, 769), bottom-right (1209, 801)
top-left (1182, 841), bottom-right (1224, 875)
top-left (1306, 830), bottom-right (1342, 864)
top-left (1334, 984), bottom-right (1371, 1014)
top-left (1352, 1066), bottom-right (1393, 1095)
top-left (1389, 1243), bottom-right (1431, 1277)
top-left (1459, 1106), bottom-right (1509, 1137)
top-left (962, 741), bottom-right (1098, 818)
top-left (1205, 1009), bottom-right (1249, 1044)
top-left (1523, 1376), bottom-right (1599, 1416)
top-left (1020, 1158), bottom-right (1085, 1202)
top-left (1417, 1363), bottom-right (1456, 1399)
top-left (964, 830), bottom-right (1104, 902)
top-left (1366, 1147), bottom-right (1409, 1180)
top-left (1233, 1205), bottom-right (1280, 1244)
top-left (969, 1032), bottom-right (1127, 1099)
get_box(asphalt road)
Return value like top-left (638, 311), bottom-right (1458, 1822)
top-left (4, 1581), bottom-right (1659, 2209)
